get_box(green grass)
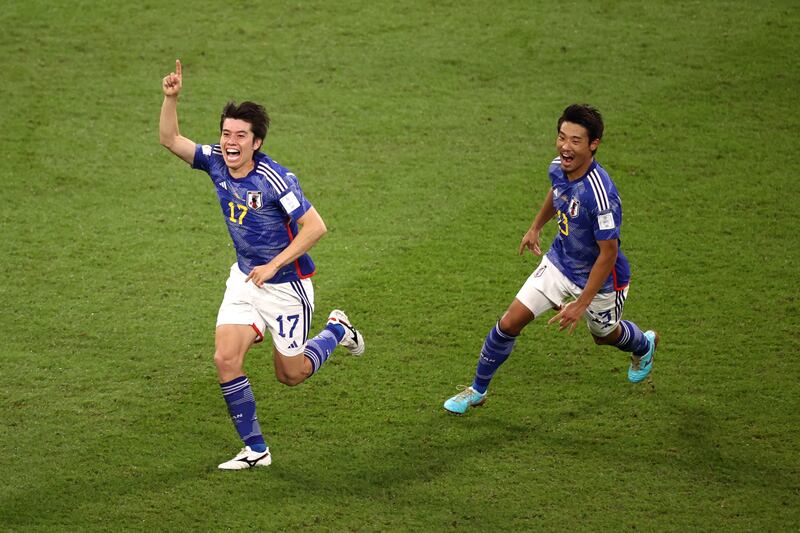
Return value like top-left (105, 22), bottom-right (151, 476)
top-left (1, 0), bottom-right (799, 530)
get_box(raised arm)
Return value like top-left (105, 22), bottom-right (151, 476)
top-left (159, 59), bottom-right (196, 164)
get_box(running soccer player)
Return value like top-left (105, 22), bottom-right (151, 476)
top-left (444, 104), bottom-right (659, 415)
top-left (159, 60), bottom-right (364, 468)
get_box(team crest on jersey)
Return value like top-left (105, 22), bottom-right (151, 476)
top-left (568, 197), bottom-right (580, 218)
top-left (246, 191), bottom-right (263, 210)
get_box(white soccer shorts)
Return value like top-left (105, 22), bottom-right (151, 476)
top-left (515, 255), bottom-right (628, 337)
top-left (216, 263), bottom-right (315, 356)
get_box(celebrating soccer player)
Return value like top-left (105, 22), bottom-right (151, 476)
top-left (444, 104), bottom-right (659, 415)
top-left (159, 60), bottom-right (364, 469)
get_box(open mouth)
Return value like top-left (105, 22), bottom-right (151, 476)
top-left (225, 148), bottom-right (242, 163)
top-left (560, 154), bottom-right (574, 165)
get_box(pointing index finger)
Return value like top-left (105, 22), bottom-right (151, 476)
top-left (175, 59), bottom-right (182, 78)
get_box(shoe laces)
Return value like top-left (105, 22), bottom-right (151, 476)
top-left (453, 385), bottom-right (477, 400)
top-left (630, 352), bottom-right (651, 371)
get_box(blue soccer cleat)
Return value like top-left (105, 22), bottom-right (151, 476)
top-left (443, 387), bottom-right (486, 415)
top-left (628, 330), bottom-right (659, 383)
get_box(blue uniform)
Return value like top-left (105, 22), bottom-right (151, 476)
top-left (192, 144), bottom-right (315, 284)
top-left (545, 157), bottom-right (630, 292)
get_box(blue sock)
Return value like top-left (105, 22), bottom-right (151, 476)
top-left (472, 323), bottom-right (518, 394)
top-left (327, 323), bottom-right (345, 342)
top-left (303, 324), bottom-right (342, 376)
top-left (614, 320), bottom-right (650, 356)
top-left (220, 376), bottom-right (266, 452)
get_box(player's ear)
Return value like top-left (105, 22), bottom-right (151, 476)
top-left (253, 137), bottom-right (263, 151)
top-left (590, 138), bottom-right (601, 152)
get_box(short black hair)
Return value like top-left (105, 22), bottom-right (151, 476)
top-left (219, 101), bottom-right (270, 145)
top-left (557, 104), bottom-right (604, 153)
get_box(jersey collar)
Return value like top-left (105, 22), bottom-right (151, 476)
top-left (561, 159), bottom-right (597, 184)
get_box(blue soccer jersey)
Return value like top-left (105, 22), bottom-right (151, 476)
top-left (192, 144), bottom-right (315, 284)
top-left (545, 158), bottom-right (630, 292)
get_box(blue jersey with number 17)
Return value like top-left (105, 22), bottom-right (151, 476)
top-left (192, 144), bottom-right (316, 284)
top-left (545, 158), bottom-right (630, 292)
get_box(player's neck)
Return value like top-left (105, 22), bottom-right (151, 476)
top-left (228, 160), bottom-right (255, 178)
top-left (566, 158), bottom-right (594, 181)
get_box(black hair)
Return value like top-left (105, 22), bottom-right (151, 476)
top-left (219, 101), bottom-right (270, 145)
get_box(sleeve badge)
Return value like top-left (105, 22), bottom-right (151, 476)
top-left (597, 212), bottom-right (615, 230)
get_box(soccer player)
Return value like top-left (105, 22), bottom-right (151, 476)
top-left (159, 60), bottom-right (365, 468)
top-left (443, 104), bottom-right (659, 415)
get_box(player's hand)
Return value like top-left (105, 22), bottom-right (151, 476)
top-left (162, 59), bottom-right (183, 97)
top-left (245, 263), bottom-right (279, 287)
top-left (518, 228), bottom-right (542, 256)
top-left (547, 300), bottom-right (587, 334)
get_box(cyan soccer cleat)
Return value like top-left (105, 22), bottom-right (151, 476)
top-left (443, 386), bottom-right (486, 415)
top-left (628, 330), bottom-right (659, 383)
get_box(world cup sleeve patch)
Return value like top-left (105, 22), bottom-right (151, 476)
top-left (279, 191), bottom-right (301, 213)
top-left (597, 212), bottom-right (615, 230)
top-left (202, 145), bottom-right (212, 156)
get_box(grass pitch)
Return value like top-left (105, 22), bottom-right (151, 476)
top-left (1, 0), bottom-right (799, 530)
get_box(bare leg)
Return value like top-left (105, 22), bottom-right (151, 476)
top-left (498, 298), bottom-right (537, 336)
top-left (214, 325), bottom-right (257, 382)
top-left (272, 347), bottom-right (314, 387)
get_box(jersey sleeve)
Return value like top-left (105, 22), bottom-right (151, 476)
top-left (592, 193), bottom-right (622, 241)
top-left (584, 170), bottom-right (622, 242)
top-left (274, 172), bottom-right (312, 221)
top-left (191, 144), bottom-right (216, 172)
top-left (548, 159), bottom-right (562, 187)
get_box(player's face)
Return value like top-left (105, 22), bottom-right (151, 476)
top-left (220, 118), bottom-right (263, 176)
top-left (557, 121), bottom-right (600, 179)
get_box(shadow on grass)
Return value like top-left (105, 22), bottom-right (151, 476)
top-left (267, 408), bottom-right (533, 495)
top-left (267, 392), bottom-right (800, 504)
top-left (3, 392), bottom-right (796, 528)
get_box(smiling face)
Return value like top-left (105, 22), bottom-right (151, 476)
top-left (556, 121), bottom-right (600, 180)
top-left (220, 118), bottom-right (263, 177)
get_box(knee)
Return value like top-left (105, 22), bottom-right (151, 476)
top-left (591, 331), bottom-right (616, 345)
top-left (276, 373), bottom-right (303, 387)
top-left (214, 348), bottom-right (241, 374)
top-left (498, 301), bottom-right (535, 336)
top-left (498, 315), bottom-right (523, 337)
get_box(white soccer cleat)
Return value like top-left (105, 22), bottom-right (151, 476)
top-left (217, 446), bottom-right (272, 470)
top-left (327, 309), bottom-right (365, 356)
